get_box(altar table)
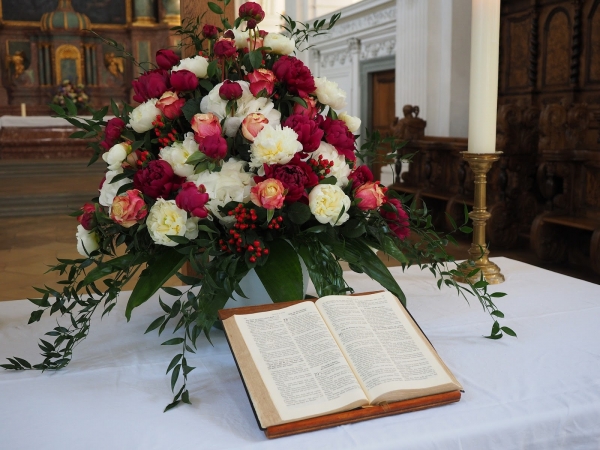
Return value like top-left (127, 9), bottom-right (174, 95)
top-left (1, 257), bottom-right (599, 449)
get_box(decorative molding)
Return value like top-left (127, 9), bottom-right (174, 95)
top-left (311, 6), bottom-right (396, 44)
top-left (360, 38), bottom-right (395, 60)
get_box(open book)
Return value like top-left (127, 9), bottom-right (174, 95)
top-left (221, 291), bottom-right (462, 434)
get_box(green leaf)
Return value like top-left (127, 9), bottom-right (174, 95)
top-left (144, 316), bottom-right (165, 334)
top-left (380, 235), bottom-right (409, 264)
top-left (125, 249), bottom-right (188, 321)
top-left (166, 354), bottom-right (183, 373)
top-left (182, 98), bottom-right (201, 122)
top-left (490, 310), bottom-right (505, 318)
top-left (255, 239), bottom-right (304, 302)
top-left (162, 286), bottom-right (183, 296)
top-left (248, 50), bottom-right (263, 69)
top-left (164, 399), bottom-right (180, 412)
top-left (28, 310), bottom-right (44, 324)
top-left (501, 326), bottom-right (517, 337)
top-left (287, 202), bottom-right (311, 225)
top-left (162, 338), bottom-right (185, 346)
top-left (208, 2), bottom-right (223, 14)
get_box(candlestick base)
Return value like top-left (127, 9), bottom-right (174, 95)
top-left (453, 152), bottom-right (505, 285)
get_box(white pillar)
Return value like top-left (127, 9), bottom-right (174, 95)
top-left (348, 37), bottom-right (361, 116)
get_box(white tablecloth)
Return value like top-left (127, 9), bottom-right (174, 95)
top-left (1, 257), bottom-right (600, 449)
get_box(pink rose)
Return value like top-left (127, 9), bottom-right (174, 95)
top-left (247, 68), bottom-right (276, 97)
top-left (100, 117), bottom-right (126, 150)
top-left (241, 113), bottom-right (268, 141)
top-left (219, 80), bottom-right (243, 100)
top-left (199, 134), bottom-right (228, 160)
top-left (292, 96), bottom-right (318, 119)
top-left (170, 69), bottom-right (198, 91)
top-left (176, 182), bottom-right (210, 218)
top-left (132, 69), bottom-right (170, 103)
top-left (354, 181), bottom-right (386, 211)
top-left (283, 114), bottom-right (323, 152)
top-left (349, 165), bottom-right (374, 190)
top-left (380, 197), bottom-right (410, 240)
top-left (156, 49), bottom-right (180, 70)
top-left (191, 113), bottom-right (222, 143)
top-left (257, 155), bottom-right (318, 203)
top-left (272, 56), bottom-right (316, 98)
top-left (321, 117), bottom-right (356, 161)
top-left (156, 91), bottom-right (185, 120)
top-left (77, 202), bottom-right (96, 230)
top-left (250, 178), bottom-right (286, 209)
top-left (214, 38), bottom-right (238, 58)
top-left (110, 189), bottom-right (148, 228)
top-left (202, 24), bottom-right (219, 39)
top-left (239, 1), bottom-right (265, 22)
top-left (247, 35), bottom-right (264, 51)
top-left (133, 160), bottom-right (183, 199)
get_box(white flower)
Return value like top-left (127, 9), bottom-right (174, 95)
top-left (129, 99), bottom-right (160, 133)
top-left (339, 112), bottom-right (361, 133)
top-left (311, 142), bottom-right (351, 187)
top-left (159, 133), bottom-right (199, 177)
top-left (250, 125), bottom-right (302, 168)
top-left (99, 170), bottom-right (132, 207)
top-left (172, 55), bottom-right (209, 78)
top-left (200, 81), bottom-right (281, 137)
top-left (308, 184), bottom-right (351, 226)
top-left (146, 199), bottom-right (197, 246)
top-left (231, 29), bottom-right (250, 49)
top-left (263, 33), bottom-right (295, 55)
top-left (102, 143), bottom-right (130, 172)
top-left (314, 77), bottom-right (347, 111)
top-left (76, 224), bottom-right (99, 256)
top-left (190, 158), bottom-right (254, 221)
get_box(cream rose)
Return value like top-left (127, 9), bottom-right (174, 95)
top-left (172, 55), bottom-right (209, 79)
top-left (76, 224), bottom-right (99, 256)
top-left (146, 199), bottom-right (198, 246)
top-left (129, 99), bottom-right (160, 133)
top-left (159, 133), bottom-right (199, 177)
top-left (102, 143), bottom-right (130, 172)
top-left (339, 112), bottom-right (361, 133)
top-left (231, 29), bottom-right (250, 49)
top-left (263, 33), bottom-right (295, 55)
top-left (311, 142), bottom-right (351, 187)
top-left (249, 125), bottom-right (302, 168)
top-left (99, 170), bottom-right (132, 207)
top-left (308, 184), bottom-right (351, 226)
top-left (314, 77), bottom-right (347, 111)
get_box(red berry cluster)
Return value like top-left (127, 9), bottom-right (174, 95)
top-left (228, 203), bottom-right (258, 231)
top-left (152, 115), bottom-right (178, 148)
top-left (267, 215), bottom-right (283, 230)
top-left (308, 155), bottom-right (334, 180)
top-left (135, 150), bottom-right (151, 168)
top-left (217, 204), bottom-right (270, 263)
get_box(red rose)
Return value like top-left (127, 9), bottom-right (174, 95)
top-left (202, 24), bottom-right (219, 39)
top-left (156, 49), bottom-right (180, 70)
top-left (176, 182), bottom-right (210, 218)
top-left (132, 69), bottom-right (170, 103)
top-left (156, 91), bottom-right (186, 120)
top-left (354, 181), bottom-right (386, 211)
top-left (349, 165), bottom-right (374, 190)
top-left (133, 160), bottom-right (183, 199)
top-left (77, 202), bottom-right (97, 230)
top-left (257, 156), bottom-right (318, 203)
top-left (199, 134), bottom-right (228, 160)
top-left (292, 96), bottom-right (318, 119)
top-left (272, 56), bottom-right (316, 98)
top-left (219, 80), bottom-right (243, 100)
top-left (170, 69), bottom-right (198, 91)
top-left (380, 197), bottom-right (410, 240)
top-left (214, 38), bottom-right (238, 58)
top-left (321, 117), bottom-right (356, 161)
top-left (283, 114), bottom-right (323, 152)
top-left (247, 68), bottom-right (276, 97)
top-left (191, 113), bottom-right (222, 143)
top-left (110, 189), bottom-right (148, 227)
top-left (100, 117), bottom-right (126, 150)
top-left (239, 1), bottom-right (265, 22)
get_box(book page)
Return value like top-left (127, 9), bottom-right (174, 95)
top-left (316, 292), bottom-right (461, 404)
top-left (232, 301), bottom-right (368, 425)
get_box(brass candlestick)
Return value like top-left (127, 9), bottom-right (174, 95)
top-left (455, 151), bottom-right (505, 285)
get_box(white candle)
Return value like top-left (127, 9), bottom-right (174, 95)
top-left (20, 103), bottom-right (27, 117)
top-left (468, 0), bottom-right (501, 153)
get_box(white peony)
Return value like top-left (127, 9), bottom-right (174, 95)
top-left (249, 125), bottom-right (302, 168)
top-left (314, 77), bottom-right (347, 111)
top-left (146, 199), bottom-right (198, 246)
top-left (99, 170), bottom-right (132, 207)
top-left (159, 133), bottom-right (199, 177)
top-left (102, 143), bottom-right (129, 172)
top-left (190, 158), bottom-right (254, 221)
top-left (263, 33), bottom-right (295, 55)
top-left (200, 81), bottom-right (281, 137)
top-left (231, 29), bottom-right (250, 49)
top-left (339, 112), bottom-right (361, 133)
top-left (308, 184), bottom-right (351, 226)
top-left (129, 99), bottom-right (160, 133)
top-left (311, 142), bottom-right (351, 187)
top-left (172, 55), bottom-right (209, 78)
top-left (76, 224), bottom-right (99, 256)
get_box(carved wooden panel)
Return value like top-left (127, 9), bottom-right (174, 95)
top-left (586, 166), bottom-right (600, 210)
top-left (506, 15), bottom-right (531, 89)
top-left (587, 0), bottom-right (600, 83)
top-left (543, 8), bottom-right (572, 87)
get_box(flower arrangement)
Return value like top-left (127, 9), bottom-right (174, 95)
top-left (52, 79), bottom-right (90, 112)
top-left (3, 1), bottom-right (513, 411)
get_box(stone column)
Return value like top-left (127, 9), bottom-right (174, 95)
top-left (133, 0), bottom-right (156, 26)
top-left (348, 38), bottom-right (361, 116)
top-left (162, 0), bottom-right (181, 26)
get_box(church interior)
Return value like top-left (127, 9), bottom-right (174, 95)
top-left (1, 0), bottom-right (599, 303)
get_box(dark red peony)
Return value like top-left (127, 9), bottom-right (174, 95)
top-left (202, 24), bottom-right (219, 39)
top-left (133, 160), bottom-right (183, 199)
top-left (214, 38), bottom-right (238, 58)
top-left (380, 197), bottom-right (410, 240)
top-left (132, 69), bottom-right (170, 103)
top-left (199, 134), bottom-right (228, 160)
top-left (176, 182), bottom-right (210, 218)
top-left (348, 165), bottom-right (374, 190)
top-left (283, 114), bottom-right (324, 152)
top-left (170, 69), bottom-right (198, 91)
top-left (256, 156), bottom-right (318, 203)
top-left (100, 117), bottom-right (126, 150)
top-left (77, 202), bottom-right (97, 230)
top-left (272, 56), bottom-right (316, 98)
top-left (239, 1), bottom-right (265, 22)
top-left (156, 49), bottom-right (180, 70)
top-left (321, 117), bottom-right (356, 161)
top-left (219, 80), bottom-right (243, 100)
